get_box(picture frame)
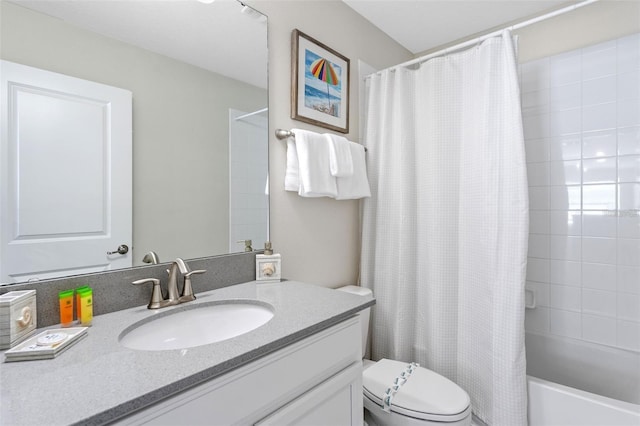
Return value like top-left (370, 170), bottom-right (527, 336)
top-left (291, 29), bottom-right (350, 133)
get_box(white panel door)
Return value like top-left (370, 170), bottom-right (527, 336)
top-left (0, 60), bottom-right (132, 284)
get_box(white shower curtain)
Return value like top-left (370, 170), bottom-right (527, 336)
top-left (361, 31), bottom-right (529, 425)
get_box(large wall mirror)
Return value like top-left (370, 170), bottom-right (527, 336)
top-left (0, 0), bottom-right (268, 284)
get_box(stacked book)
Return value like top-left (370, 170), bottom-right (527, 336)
top-left (4, 327), bottom-right (88, 362)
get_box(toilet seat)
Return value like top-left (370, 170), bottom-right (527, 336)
top-left (363, 359), bottom-right (471, 423)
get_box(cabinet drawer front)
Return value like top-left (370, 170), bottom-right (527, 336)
top-left (118, 316), bottom-right (361, 425)
top-left (255, 361), bottom-right (363, 426)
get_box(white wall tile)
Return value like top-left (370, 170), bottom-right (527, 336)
top-left (582, 45), bottom-right (617, 80)
top-left (527, 162), bottom-right (550, 187)
top-left (619, 183), bottom-right (640, 210)
top-left (618, 293), bottom-right (640, 322)
top-left (583, 102), bottom-right (617, 132)
top-left (617, 238), bottom-right (640, 267)
top-left (617, 320), bottom-right (640, 351)
top-left (582, 262), bottom-right (617, 291)
top-left (583, 39), bottom-right (617, 55)
top-left (525, 138), bottom-right (550, 163)
top-left (527, 257), bottom-right (550, 283)
top-left (550, 82), bottom-right (581, 111)
top-left (618, 127), bottom-right (640, 156)
top-left (617, 33), bottom-right (640, 73)
top-left (526, 281), bottom-right (550, 307)
top-left (230, 176), bottom-right (248, 194)
top-left (582, 211), bottom-right (617, 238)
top-left (530, 210), bottom-right (550, 234)
top-left (550, 134), bottom-right (582, 160)
top-left (550, 309), bottom-right (582, 338)
top-left (550, 185), bottom-right (581, 210)
top-left (230, 193), bottom-right (249, 209)
top-left (549, 260), bottom-right (581, 286)
top-left (523, 34), bottom-right (640, 353)
top-left (582, 237), bottom-right (617, 264)
top-left (523, 113), bottom-right (549, 140)
top-left (550, 160), bottom-right (581, 185)
top-left (582, 314), bottom-right (617, 346)
top-left (583, 289), bottom-right (617, 317)
top-left (522, 89), bottom-right (549, 115)
top-left (583, 158), bottom-right (617, 184)
top-left (551, 108), bottom-right (582, 136)
top-left (528, 234), bottom-right (550, 259)
top-left (618, 70), bottom-right (640, 101)
top-left (529, 187), bottom-right (550, 210)
top-left (520, 58), bottom-right (550, 93)
top-left (618, 214), bottom-right (640, 239)
top-left (583, 75), bottom-right (616, 106)
top-left (582, 130), bottom-right (617, 158)
top-left (618, 99), bottom-right (640, 128)
top-left (618, 155), bottom-right (640, 183)
top-left (550, 284), bottom-right (582, 311)
top-left (550, 51), bottom-right (582, 86)
top-left (550, 210), bottom-right (582, 236)
top-left (549, 235), bottom-right (581, 261)
top-left (525, 306), bottom-right (550, 333)
top-left (618, 265), bottom-right (640, 294)
top-left (583, 184), bottom-right (616, 210)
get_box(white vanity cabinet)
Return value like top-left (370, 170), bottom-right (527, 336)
top-left (115, 316), bottom-right (363, 426)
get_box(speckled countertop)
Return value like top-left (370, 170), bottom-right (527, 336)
top-left (0, 281), bottom-right (374, 426)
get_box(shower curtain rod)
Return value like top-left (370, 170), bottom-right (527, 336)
top-left (367, 0), bottom-right (598, 77)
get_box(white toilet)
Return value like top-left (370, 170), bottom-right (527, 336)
top-left (337, 285), bottom-right (472, 426)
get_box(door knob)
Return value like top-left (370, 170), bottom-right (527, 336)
top-left (107, 244), bottom-right (129, 255)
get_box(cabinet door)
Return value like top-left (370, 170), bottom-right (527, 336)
top-left (255, 362), bottom-right (363, 426)
top-left (114, 317), bottom-right (362, 426)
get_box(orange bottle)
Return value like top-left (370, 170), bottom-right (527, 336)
top-left (58, 290), bottom-right (74, 327)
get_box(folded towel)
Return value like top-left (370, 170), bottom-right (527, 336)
top-left (292, 129), bottom-right (337, 198)
top-left (325, 134), bottom-right (354, 177)
top-left (336, 143), bottom-right (371, 200)
top-left (284, 138), bottom-right (299, 192)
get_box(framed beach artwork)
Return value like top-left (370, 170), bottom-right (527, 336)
top-left (291, 29), bottom-right (350, 133)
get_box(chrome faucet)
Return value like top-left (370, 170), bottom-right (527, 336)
top-left (133, 258), bottom-right (206, 309)
top-left (142, 251), bottom-right (160, 264)
top-left (166, 258), bottom-right (189, 305)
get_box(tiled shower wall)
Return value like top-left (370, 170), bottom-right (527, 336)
top-left (521, 33), bottom-right (640, 352)
top-left (229, 109), bottom-right (269, 253)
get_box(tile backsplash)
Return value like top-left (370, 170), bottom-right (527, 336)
top-left (521, 33), bottom-right (640, 352)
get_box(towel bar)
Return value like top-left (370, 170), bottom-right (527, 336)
top-left (275, 128), bottom-right (367, 152)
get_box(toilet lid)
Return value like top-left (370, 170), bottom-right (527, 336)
top-left (363, 359), bottom-right (471, 422)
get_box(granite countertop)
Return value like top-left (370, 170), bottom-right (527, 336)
top-left (0, 280), bottom-right (374, 426)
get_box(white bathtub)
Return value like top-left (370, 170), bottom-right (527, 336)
top-left (528, 376), bottom-right (640, 426)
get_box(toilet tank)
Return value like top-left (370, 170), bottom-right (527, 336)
top-left (336, 285), bottom-right (372, 357)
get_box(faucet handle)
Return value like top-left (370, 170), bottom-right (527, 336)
top-left (132, 278), bottom-right (164, 309)
top-left (180, 269), bottom-right (206, 302)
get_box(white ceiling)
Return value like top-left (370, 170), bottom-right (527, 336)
top-left (11, 0), bottom-right (268, 88)
top-left (13, 0), bottom-right (578, 88)
top-left (342, 0), bottom-right (575, 54)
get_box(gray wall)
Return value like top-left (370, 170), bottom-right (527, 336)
top-left (0, 2), bottom-right (267, 265)
top-left (515, 0), bottom-right (640, 63)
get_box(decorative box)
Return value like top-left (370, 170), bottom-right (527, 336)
top-left (0, 290), bottom-right (37, 349)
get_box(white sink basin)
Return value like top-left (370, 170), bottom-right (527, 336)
top-left (119, 301), bottom-right (274, 351)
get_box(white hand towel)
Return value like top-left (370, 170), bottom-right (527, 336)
top-left (325, 134), bottom-right (354, 177)
top-left (336, 143), bottom-right (371, 200)
top-left (284, 138), bottom-right (299, 192)
top-left (292, 129), bottom-right (337, 198)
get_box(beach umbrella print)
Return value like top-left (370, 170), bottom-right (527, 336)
top-left (310, 57), bottom-right (339, 114)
